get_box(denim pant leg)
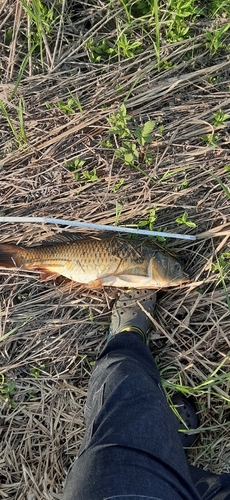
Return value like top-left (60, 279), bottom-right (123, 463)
top-left (63, 332), bottom-right (202, 500)
top-left (188, 465), bottom-right (230, 500)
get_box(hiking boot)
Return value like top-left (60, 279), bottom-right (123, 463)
top-left (109, 289), bottom-right (157, 343)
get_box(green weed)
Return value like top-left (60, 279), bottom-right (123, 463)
top-left (205, 23), bottom-right (230, 54)
top-left (108, 103), bottom-right (155, 172)
top-left (212, 109), bottom-right (230, 127)
top-left (66, 158), bottom-right (86, 181)
top-left (0, 99), bottom-right (27, 148)
top-left (210, 173), bottom-right (230, 199)
top-left (108, 103), bottom-right (132, 139)
top-left (21, 0), bottom-right (58, 70)
top-left (0, 375), bottom-right (16, 407)
top-left (115, 201), bottom-right (123, 225)
top-left (85, 32), bottom-right (142, 63)
top-left (202, 133), bottom-right (219, 146)
top-left (67, 158), bottom-right (98, 184)
top-left (138, 208), bottom-right (157, 231)
top-left (57, 93), bottom-right (82, 115)
top-left (82, 168), bottom-right (99, 183)
top-left (18, 98), bottom-right (27, 142)
top-left (157, 166), bottom-right (192, 184)
top-left (211, 253), bottom-right (230, 308)
top-left (166, 0), bottom-right (200, 42)
top-left (5, 27), bottom-right (13, 45)
top-left (85, 38), bottom-right (116, 63)
top-left (179, 179), bottom-right (189, 190)
top-left (101, 139), bottom-right (114, 148)
top-left (116, 31), bottom-right (142, 58)
top-left (206, 0), bottom-right (230, 17)
top-left (0, 318), bottom-right (30, 343)
top-left (176, 211), bottom-right (196, 228)
top-left (161, 352), bottom-right (230, 402)
top-left (206, 75), bottom-right (221, 84)
top-left (134, 120), bottom-right (156, 146)
top-left (126, 207), bottom-right (157, 231)
top-left (111, 179), bottom-right (125, 192)
top-left (114, 140), bottom-right (139, 165)
top-left (30, 364), bottom-right (46, 379)
top-left (212, 252), bottom-right (230, 273)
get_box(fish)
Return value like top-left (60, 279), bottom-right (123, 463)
top-left (0, 237), bottom-right (189, 289)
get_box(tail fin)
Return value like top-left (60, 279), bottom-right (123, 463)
top-left (0, 244), bottom-right (22, 268)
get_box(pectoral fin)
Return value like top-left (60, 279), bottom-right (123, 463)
top-left (100, 274), bottom-right (153, 288)
top-left (87, 278), bottom-right (103, 288)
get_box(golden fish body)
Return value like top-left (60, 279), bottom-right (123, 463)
top-left (0, 237), bottom-right (189, 289)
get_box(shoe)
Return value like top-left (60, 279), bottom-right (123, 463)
top-left (171, 394), bottom-right (199, 447)
top-left (109, 289), bottom-right (157, 343)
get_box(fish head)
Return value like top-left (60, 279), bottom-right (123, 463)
top-left (151, 252), bottom-right (190, 287)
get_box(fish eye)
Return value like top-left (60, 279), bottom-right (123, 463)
top-left (174, 262), bottom-right (180, 271)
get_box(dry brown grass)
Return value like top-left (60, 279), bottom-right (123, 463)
top-left (0, 0), bottom-right (230, 498)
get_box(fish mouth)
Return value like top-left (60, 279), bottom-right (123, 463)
top-left (182, 273), bottom-right (190, 283)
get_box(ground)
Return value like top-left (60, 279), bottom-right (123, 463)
top-left (0, 1), bottom-right (230, 498)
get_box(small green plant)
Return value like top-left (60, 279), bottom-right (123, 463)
top-left (155, 230), bottom-right (167, 244)
top-left (21, 0), bottom-right (58, 70)
top-left (134, 121), bottom-right (155, 146)
top-left (111, 179), bottom-right (125, 192)
top-left (82, 168), bottom-right (99, 183)
top-left (126, 207), bottom-right (157, 231)
top-left (0, 375), bottom-right (16, 407)
top-left (176, 212), bottom-right (196, 228)
top-left (202, 133), bottom-right (219, 146)
top-left (212, 252), bottom-right (230, 273)
top-left (179, 179), bottom-right (189, 190)
top-left (85, 38), bottom-right (116, 63)
top-left (205, 23), bottom-right (230, 54)
top-left (5, 27), bottom-right (13, 45)
top-left (166, 0), bottom-right (200, 42)
top-left (67, 158), bottom-right (85, 170)
top-left (206, 75), bottom-right (221, 84)
top-left (115, 201), bottom-right (123, 225)
top-left (100, 139), bottom-right (113, 148)
top-left (211, 253), bottom-right (230, 308)
top-left (30, 364), bottom-right (45, 379)
top-left (212, 109), bottom-right (230, 126)
top-left (137, 208), bottom-right (157, 231)
top-left (66, 158), bottom-right (86, 180)
top-left (85, 31), bottom-right (142, 63)
top-left (115, 141), bottom-right (139, 165)
top-left (210, 173), bottom-right (230, 199)
top-left (0, 99), bottom-right (27, 148)
top-left (57, 94), bottom-right (82, 115)
top-left (206, 0), bottom-right (230, 16)
top-left (115, 32), bottom-right (142, 58)
top-left (66, 157), bottom-right (98, 184)
top-left (108, 103), bottom-right (155, 171)
top-left (108, 103), bottom-right (132, 139)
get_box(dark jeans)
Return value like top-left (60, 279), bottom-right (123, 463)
top-left (63, 332), bottom-right (230, 500)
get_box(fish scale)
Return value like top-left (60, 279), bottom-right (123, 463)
top-left (0, 237), bottom-right (189, 289)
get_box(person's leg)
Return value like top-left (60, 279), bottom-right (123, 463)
top-left (63, 330), bottom-right (200, 499)
top-left (63, 290), bottom-right (230, 500)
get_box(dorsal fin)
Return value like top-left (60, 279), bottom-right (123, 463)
top-left (29, 231), bottom-right (87, 247)
top-left (41, 231), bottom-right (116, 246)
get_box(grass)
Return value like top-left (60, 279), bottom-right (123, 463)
top-left (0, 0), bottom-right (230, 496)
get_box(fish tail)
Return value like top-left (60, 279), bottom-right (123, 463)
top-left (0, 244), bottom-right (24, 268)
